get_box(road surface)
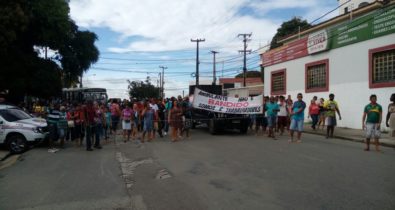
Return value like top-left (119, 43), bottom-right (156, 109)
top-left (0, 127), bottom-right (394, 210)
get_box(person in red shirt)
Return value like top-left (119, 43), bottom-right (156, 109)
top-left (72, 104), bottom-right (85, 146)
top-left (110, 99), bottom-right (121, 135)
top-left (137, 101), bottom-right (144, 133)
top-left (84, 101), bottom-right (97, 151)
top-left (308, 99), bottom-right (320, 130)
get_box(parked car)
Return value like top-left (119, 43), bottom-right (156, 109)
top-left (0, 104), bottom-right (48, 153)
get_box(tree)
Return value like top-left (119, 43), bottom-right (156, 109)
top-left (128, 77), bottom-right (160, 100)
top-left (0, 0), bottom-right (99, 102)
top-left (59, 28), bottom-right (99, 87)
top-left (235, 71), bottom-right (262, 79)
top-left (270, 17), bottom-right (311, 50)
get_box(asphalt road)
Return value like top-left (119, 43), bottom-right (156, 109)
top-left (0, 127), bottom-right (394, 210)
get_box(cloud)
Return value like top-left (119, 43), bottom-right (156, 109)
top-left (70, 0), bottom-right (338, 53)
top-left (70, 0), bottom-right (339, 98)
top-left (69, 0), bottom-right (281, 52)
top-left (248, 0), bottom-right (317, 11)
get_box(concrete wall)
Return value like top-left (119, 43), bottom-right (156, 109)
top-left (264, 33), bottom-right (395, 129)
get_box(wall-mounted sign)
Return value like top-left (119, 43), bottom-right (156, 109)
top-left (261, 37), bottom-right (308, 67)
top-left (307, 30), bottom-right (328, 54)
top-left (331, 5), bottom-right (395, 49)
top-left (261, 5), bottom-right (395, 67)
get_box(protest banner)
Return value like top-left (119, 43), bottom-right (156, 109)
top-left (192, 88), bottom-right (263, 114)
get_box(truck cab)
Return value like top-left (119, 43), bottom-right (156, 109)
top-left (189, 85), bottom-right (250, 134)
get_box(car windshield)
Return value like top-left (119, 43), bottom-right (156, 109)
top-left (0, 108), bottom-right (32, 122)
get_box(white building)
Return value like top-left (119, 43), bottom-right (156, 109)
top-left (338, 0), bottom-right (375, 15)
top-left (261, 1), bottom-right (395, 129)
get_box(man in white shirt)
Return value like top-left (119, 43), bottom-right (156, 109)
top-left (149, 98), bottom-right (159, 112)
top-left (149, 98), bottom-right (159, 137)
top-left (277, 96), bottom-right (288, 135)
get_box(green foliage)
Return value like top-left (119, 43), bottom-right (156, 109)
top-left (235, 71), bottom-right (262, 79)
top-left (0, 0), bottom-right (99, 102)
top-left (29, 0), bottom-right (71, 49)
top-left (60, 29), bottom-right (99, 87)
top-left (0, 0), bottom-right (29, 54)
top-left (28, 59), bottom-right (63, 98)
top-left (128, 77), bottom-right (160, 100)
top-left (270, 17), bottom-right (311, 50)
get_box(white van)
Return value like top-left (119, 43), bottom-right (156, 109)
top-left (0, 104), bottom-right (48, 153)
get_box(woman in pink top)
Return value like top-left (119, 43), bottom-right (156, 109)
top-left (308, 99), bottom-right (320, 130)
top-left (122, 103), bottom-right (133, 142)
top-left (110, 100), bottom-right (121, 135)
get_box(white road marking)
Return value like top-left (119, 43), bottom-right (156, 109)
top-left (131, 195), bottom-right (148, 210)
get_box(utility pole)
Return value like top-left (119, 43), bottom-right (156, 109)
top-left (191, 38), bottom-right (205, 87)
top-left (210, 51), bottom-right (218, 86)
top-left (159, 66), bottom-right (167, 98)
top-left (158, 72), bottom-right (161, 96)
top-left (238, 33), bottom-right (252, 87)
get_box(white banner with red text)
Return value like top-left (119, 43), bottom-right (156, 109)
top-left (192, 88), bottom-right (263, 114)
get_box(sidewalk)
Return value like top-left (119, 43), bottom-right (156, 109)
top-left (303, 125), bottom-right (395, 148)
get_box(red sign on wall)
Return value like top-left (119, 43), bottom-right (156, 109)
top-left (261, 37), bottom-right (308, 67)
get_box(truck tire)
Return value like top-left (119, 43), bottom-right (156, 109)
top-left (240, 125), bottom-right (248, 134)
top-left (208, 118), bottom-right (217, 135)
top-left (7, 134), bottom-right (28, 154)
top-left (240, 119), bottom-right (249, 134)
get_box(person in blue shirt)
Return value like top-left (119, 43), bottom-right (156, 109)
top-left (289, 93), bottom-right (306, 143)
top-left (164, 98), bottom-right (173, 135)
top-left (265, 96), bottom-right (280, 139)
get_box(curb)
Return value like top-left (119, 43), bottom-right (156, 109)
top-left (0, 154), bottom-right (21, 170)
top-left (304, 131), bottom-right (395, 148)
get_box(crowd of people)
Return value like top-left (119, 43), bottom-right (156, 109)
top-left (249, 93), bottom-right (341, 141)
top-left (1, 91), bottom-right (394, 153)
top-left (251, 93), bottom-right (395, 152)
top-left (29, 96), bottom-right (193, 153)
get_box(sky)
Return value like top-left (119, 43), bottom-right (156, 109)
top-left (68, 0), bottom-right (340, 99)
